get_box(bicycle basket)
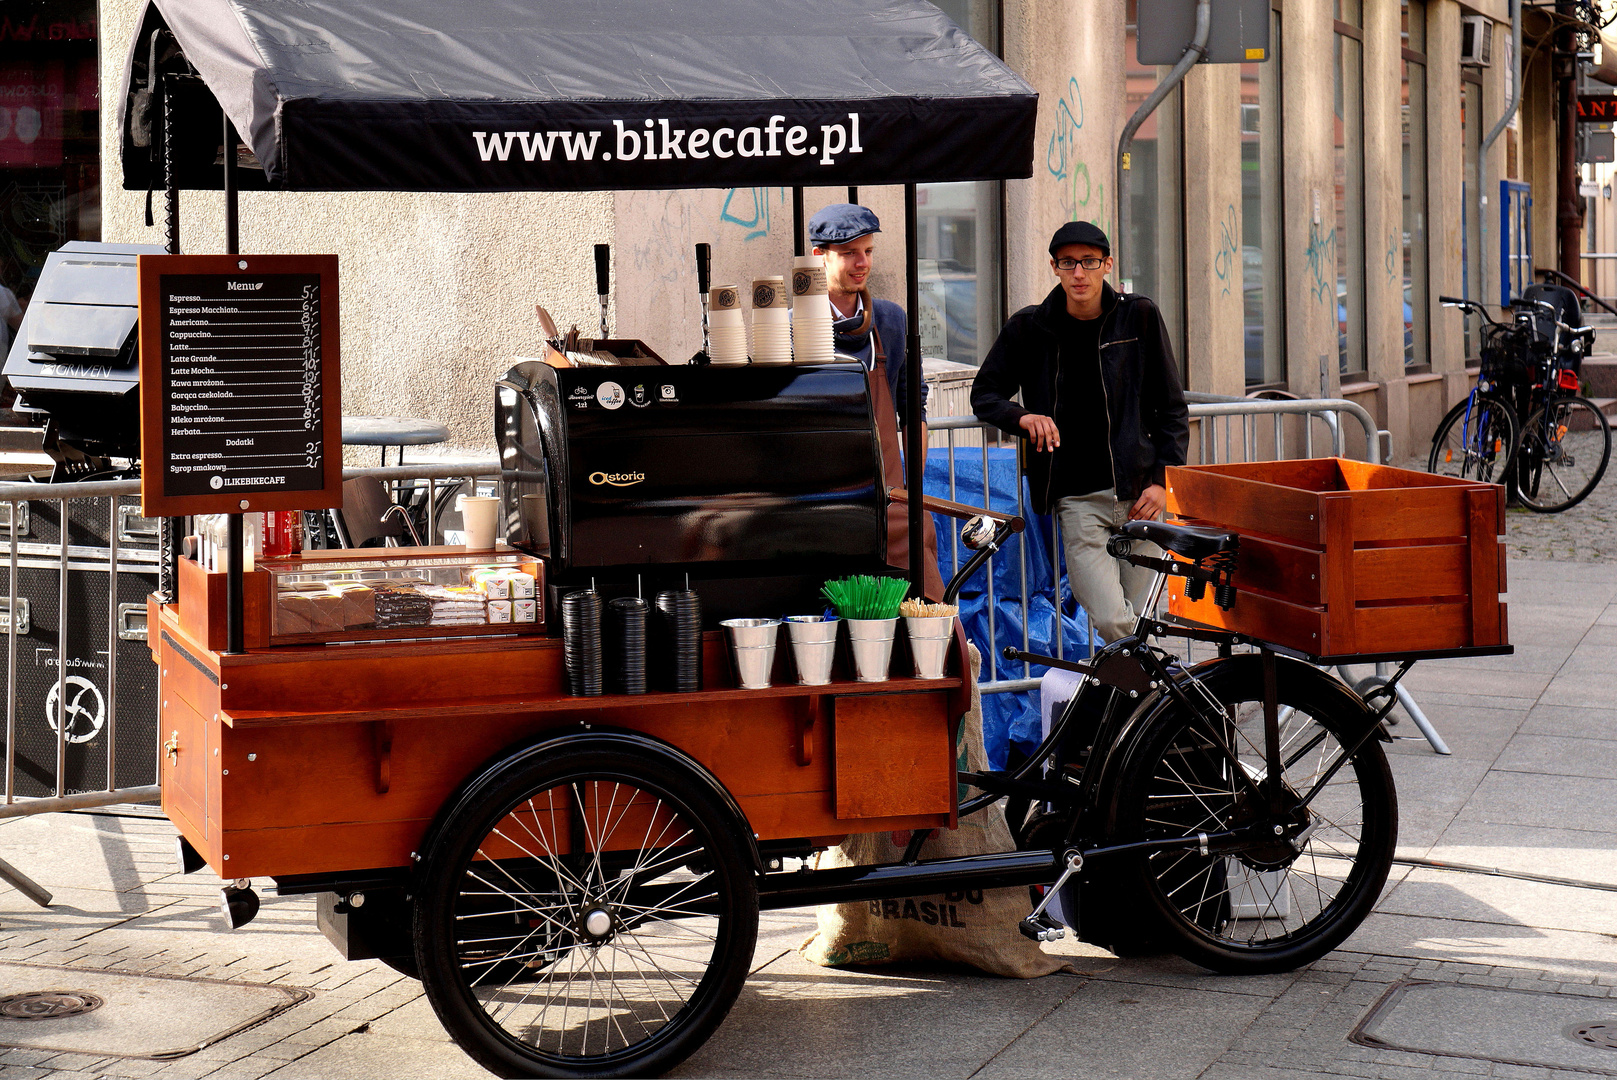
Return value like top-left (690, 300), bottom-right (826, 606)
top-left (1479, 324), bottom-right (1530, 382)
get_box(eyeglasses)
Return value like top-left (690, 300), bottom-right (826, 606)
top-left (1055, 257), bottom-right (1106, 271)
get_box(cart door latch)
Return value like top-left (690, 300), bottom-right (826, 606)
top-left (164, 731), bottom-right (180, 765)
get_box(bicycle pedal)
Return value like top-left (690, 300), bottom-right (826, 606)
top-left (1019, 914), bottom-right (1066, 943)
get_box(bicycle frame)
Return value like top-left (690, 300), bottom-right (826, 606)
top-left (754, 557), bottom-right (1400, 912)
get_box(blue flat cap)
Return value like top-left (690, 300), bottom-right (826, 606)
top-left (808, 203), bottom-right (882, 246)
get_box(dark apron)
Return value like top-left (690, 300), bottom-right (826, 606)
top-left (866, 328), bottom-right (944, 602)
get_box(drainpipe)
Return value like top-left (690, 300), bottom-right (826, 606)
top-left (1480, 0), bottom-right (1523, 295)
top-left (1115, 0), bottom-right (1211, 283)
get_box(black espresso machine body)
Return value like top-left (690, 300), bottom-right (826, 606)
top-left (496, 360), bottom-right (892, 621)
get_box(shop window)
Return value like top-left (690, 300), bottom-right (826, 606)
top-left (1402, 0), bottom-right (1429, 372)
top-left (1243, 7), bottom-right (1285, 388)
top-left (1335, 3), bottom-right (1367, 380)
top-left (916, 0), bottom-right (1004, 367)
top-left (1125, 0), bottom-right (1187, 380)
top-left (0, 0), bottom-right (99, 308)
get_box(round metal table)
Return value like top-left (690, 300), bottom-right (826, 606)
top-left (340, 415), bottom-right (450, 467)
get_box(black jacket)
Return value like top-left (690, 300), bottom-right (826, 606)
top-left (971, 282), bottom-right (1189, 513)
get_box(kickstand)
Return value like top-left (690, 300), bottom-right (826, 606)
top-left (0, 852), bottom-right (52, 908)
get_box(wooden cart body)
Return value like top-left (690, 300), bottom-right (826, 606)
top-left (153, 566), bottom-right (972, 883)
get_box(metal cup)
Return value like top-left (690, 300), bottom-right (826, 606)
top-left (845, 617), bottom-right (897, 682)
top-left (785, 616), bottom-right (838, 685)
top-left (730, 644), bottom-right (777, 689)
top-left (905, 615), bottom-right (955, 679)
top-left (722, 619), bottom-right (780, 689)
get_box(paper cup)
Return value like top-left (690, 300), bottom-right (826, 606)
top-left (459, 495), bottom-right (500, 550)
top-left (711, 285), bottom-right (742, 311)
top-left (845, 617), bottom-right (897, 682)
top-left (710, 306), bottom-right (744, 328)
top-left (751, 277), bottom-right (789, 310)
top-left (905, 616), bottom-right (955, 679)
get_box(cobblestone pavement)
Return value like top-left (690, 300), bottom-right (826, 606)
top-left (0, 558), bottom-right (1613, 1079)
top-left (1398, 450), bottom-right (1617, 563)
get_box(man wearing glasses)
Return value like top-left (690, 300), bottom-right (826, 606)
top-left (970, 221), bottom-right (1188, 642)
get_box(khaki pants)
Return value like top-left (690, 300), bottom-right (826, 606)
top-left (1055, 489), bottom-right (1160, 644)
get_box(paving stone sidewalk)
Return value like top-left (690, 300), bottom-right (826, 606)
top-left (0, 556), bottom-right (1613, 1079)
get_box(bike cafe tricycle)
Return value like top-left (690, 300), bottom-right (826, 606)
top-left (120, 2), bottom-right (1512, 1076)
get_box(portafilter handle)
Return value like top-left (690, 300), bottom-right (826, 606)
top-left (594, 243), bottom-right (611, 338)
top-left (696, 243), bottom-right (711, 353)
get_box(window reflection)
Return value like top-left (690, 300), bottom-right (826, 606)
top-left (1336, 8), bottom-right (1367, 379)
top-left (0, 0), bottom-right (99, 306)
top-left (1242, 8), bottom-right (1285, 387)
top-left (1125, 0), bottom-right (1186, 379)
top-left (917, 0), bottom-right (1003, 367)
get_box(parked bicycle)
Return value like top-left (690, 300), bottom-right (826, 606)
top-left (1433, 289), bottom-right (1611, 512)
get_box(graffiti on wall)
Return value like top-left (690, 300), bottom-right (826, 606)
top-left (1212, 205), bottom-right (1239, 297)
top-left (1386, 231), bottom-right (1398, 285)
top-left (1306, 222), bottom-right (1337, 307)
top-left (719, 186), bottom-right (789, 241)
top-left (1045, 78), bottom-right (1103, 226)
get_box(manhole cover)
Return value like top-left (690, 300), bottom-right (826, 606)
top-left (1354, 981), bottom-right (1617, 1074)
top-left (0, 991), bottom-right (104, 1020)
top-left (1568, 1023), bottom-right (1617, 1051)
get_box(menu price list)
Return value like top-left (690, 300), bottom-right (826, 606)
top-left (160, 273), bottom-right (324, 498)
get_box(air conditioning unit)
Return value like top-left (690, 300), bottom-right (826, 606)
top-left (1461, 15), bottom-right (1494, 67)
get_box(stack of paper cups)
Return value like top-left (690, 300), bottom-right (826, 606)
top-left (791, 255), bottom-right (834, 365)
top-left (708, 285), bottom-right (748, 366)
top-left (750, 276), bottom-right (792, 365)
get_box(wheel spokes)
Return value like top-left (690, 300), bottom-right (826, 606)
top-left (451, 777), bottom-right (726, 1061)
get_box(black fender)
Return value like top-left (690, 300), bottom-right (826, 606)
top-left (1086, 653), bottom-right (1377, 828)
top-left (416, 727), bottom-right (764, 876)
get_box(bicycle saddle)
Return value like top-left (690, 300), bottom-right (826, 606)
top-left (1118, 519), bottom-right (1238, 561)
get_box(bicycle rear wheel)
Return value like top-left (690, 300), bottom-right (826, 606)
top-left (1428, 396), bottom-right (1518, 485)
top-left (1513, 396), bottom-right (1611, 512)
top-left (1108, 656), bottom-right (1396, 975)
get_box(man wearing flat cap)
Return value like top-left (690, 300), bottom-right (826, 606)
top-left (808, 203), bottom-right (926, 432)
top-left (971, 221), bottom-right (1188, 642)
top-left (810, 202), bottom-right (940, 597)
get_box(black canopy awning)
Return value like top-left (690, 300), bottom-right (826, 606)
top-left (120, 0), bottom-right (1037, 192)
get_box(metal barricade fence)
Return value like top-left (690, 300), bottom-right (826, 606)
top-left (0, 397), bottom-right (1388, 819)
top-left (0, 462), bottom-right (501, 828)
top-left (931, 395), bottom-right (1389, 697)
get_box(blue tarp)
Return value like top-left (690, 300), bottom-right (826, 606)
top-left (924, 447), bottom-right (1094, 770)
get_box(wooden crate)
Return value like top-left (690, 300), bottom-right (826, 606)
top-left (1165, 458), bottom-right (1507, 660)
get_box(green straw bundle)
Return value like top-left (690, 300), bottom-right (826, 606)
top-left (821, 575), bottom-right (910, 620)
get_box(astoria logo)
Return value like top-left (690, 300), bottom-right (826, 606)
top-left (589, 471), bottom-right (645, 487)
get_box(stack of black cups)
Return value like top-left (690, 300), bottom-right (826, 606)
top-left (607, 596), bottom-right (648, 695)
top-left (561, 589), bottom-right (603, 696)
top-left (654, 588), bottom-right (703, 692)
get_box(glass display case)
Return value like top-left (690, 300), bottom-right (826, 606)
top-left (263, 546), bottom-right (543, 643)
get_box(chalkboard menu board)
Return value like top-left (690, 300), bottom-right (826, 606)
top-left (139, 254), bottom-right (341, 516)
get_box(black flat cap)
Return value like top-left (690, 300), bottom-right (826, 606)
top-left (1049, 220), bottom-right (1110, 257)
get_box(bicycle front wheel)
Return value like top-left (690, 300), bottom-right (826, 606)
top-left (1428, 395), bottom-right (1518, 485)
top-left (1513, 396), bottom-right (1611, 512)
top-left (1109, 656), bottom-right (1397, 975)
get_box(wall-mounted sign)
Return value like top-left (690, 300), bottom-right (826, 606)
top-left (1577, 95), bottom-right (1617, 123)
top-left (138, 254), bottom-right (341, 516)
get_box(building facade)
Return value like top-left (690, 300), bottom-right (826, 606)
top-left (0, 0), bottom-right (1526, 456)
